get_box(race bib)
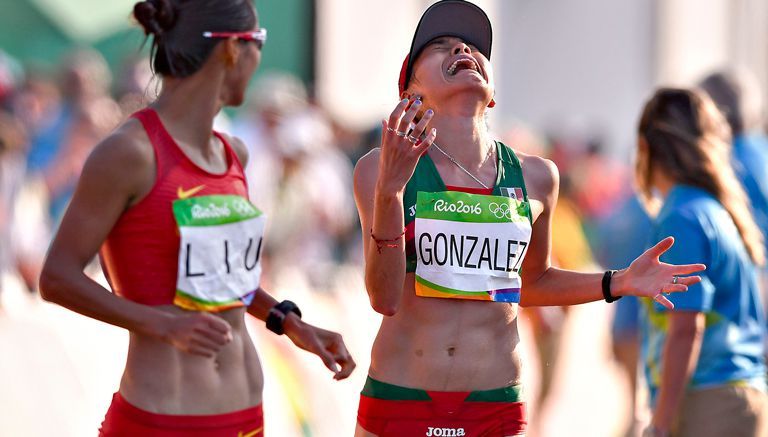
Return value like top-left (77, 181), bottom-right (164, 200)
top-left (414, 191), bottom-right (531, 303)
top-left (172, 195), bottom-right (266, 311)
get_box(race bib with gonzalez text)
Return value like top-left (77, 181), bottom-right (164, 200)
top-left (172, 195), bottom-right (265, 312)
top-left (414, 191), bottom-right (531, 303)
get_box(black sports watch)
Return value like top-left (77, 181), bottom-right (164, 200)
top-left (266, 300), bottom-right (302, 335)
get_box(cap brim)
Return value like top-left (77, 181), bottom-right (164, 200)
top-left (404, 0), bottom-right (492, 91)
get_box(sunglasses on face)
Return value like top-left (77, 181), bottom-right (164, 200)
top-left (202, 28), bottom-right (267, 50)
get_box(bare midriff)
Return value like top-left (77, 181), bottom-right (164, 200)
top-left (368, 273), bottom-right (522, 391)
top-left (118, 305), bottom-right (263, 415)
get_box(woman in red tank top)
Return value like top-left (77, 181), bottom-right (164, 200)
top-left (39, 1), bottom-right (355, 435)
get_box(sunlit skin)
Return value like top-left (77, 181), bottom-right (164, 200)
top-left (39, 24), bottom-right (355, 416)
top-left (353, 37), bottom-right (705, 436)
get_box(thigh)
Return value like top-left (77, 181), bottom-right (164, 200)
top-left (355, 423), bottom-right (379, 437)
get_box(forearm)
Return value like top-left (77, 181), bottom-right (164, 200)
top-left (245, 287), bottom-right (280, 321)
top-left (364, 188), bottom-right (406, 314)
top-left (520, 266), bottom-right (617, 306)
top-left (653, 314), bottom-right (704, 431)
top-left (39, 263), bottom-right (170, 339)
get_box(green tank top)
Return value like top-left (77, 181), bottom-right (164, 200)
top-left (403, 141), bottom-right (531, 273)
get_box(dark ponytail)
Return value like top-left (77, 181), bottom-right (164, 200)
top-left (133, 0), bottom-right (256, 78)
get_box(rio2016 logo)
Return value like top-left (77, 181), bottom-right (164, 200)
top-left (488, 202), bottom-right (513, 219)
top-left (433, 199), bottom-right (482, 215)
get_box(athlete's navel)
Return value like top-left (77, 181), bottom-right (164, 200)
top-left (415, 349), bottom-right (424, 357)
top-left (446, 346), bottom-right (456, 357)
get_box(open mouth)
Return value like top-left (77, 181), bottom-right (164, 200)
top-left (446, 57), bottom-right (482, 77)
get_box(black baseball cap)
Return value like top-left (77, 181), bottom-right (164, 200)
top-left (399, 0), bottom-right (493, 94)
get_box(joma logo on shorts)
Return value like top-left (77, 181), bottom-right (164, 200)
top-left (426, 427), bottom-right (466, 436)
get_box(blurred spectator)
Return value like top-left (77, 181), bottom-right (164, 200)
top-left (114, 55), bottom-right (154, 116)
top-left (699, 69), bottom-right (768, 251)
top-left (0, 110), bottom-right (28, 302)
top-left (24, 49), bottom-right (121, 224)
top-left (0, 51), bottom-right (23, 109)
top-left (233, 73), bottom-right (356, 288)
top-left (233, 72), bottom-right (308, 212)
top-left (637, 88), bottom-right (767, 437)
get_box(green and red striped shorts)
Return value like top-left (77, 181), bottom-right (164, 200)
top-left (357, 377), bottom-right (526, 436)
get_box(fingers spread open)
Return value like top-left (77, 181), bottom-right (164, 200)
top-left (647, 236), bottom-right (675, 259)
top-left (653, 293), bottom-right (674, 310)
top-left (410, 108), bottom-right (434, 140)
top-left (660, 283), bottom-right (688, 294)
top-left (676, 275), bottom-right (702, 286)
top-left (388, 99), bottom-right (409, 129)
top-left (415, 128), bottom-right (437, 156)
top-left (398, 99), bottom-right (422, 134)
top-left (670, 264), bottom-right (707, 275)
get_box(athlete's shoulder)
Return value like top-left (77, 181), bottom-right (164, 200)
top-left (515, 150), bottom-right (559, 198)
top-left (356, 147), bottom-right (382, 166)
top-left (90, 118), bottom-right (154, 169)
top-left (218, 131), bottom-right (249, 168)
top-left (82, 118), bottom-right (155, 195)
top-left (354, 147), bottom-right (382, 180)
top-left (353, 147), bottom-right (381, 201)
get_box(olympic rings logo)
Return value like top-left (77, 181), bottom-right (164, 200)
top-left (232, 199), bottom-right (257, 216)
top-left (488, 202), bottom-right (513, 220)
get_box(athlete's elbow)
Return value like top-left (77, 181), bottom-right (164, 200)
top-left (366, 285), bottom-right (400, 316)
top-left (370, 298), bottom-right (399, 316)
top-left (38, 262), bottom-right (71, 304)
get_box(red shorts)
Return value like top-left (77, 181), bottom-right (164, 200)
top-left (357, 377), bottom-right (526, 436)
top-left (99, 392), bottom-right (264, 437)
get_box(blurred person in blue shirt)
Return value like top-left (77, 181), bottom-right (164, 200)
top-left (636, 88), bottom-right (768, 437)
top-left (699, 69), bottom-right (768, 255)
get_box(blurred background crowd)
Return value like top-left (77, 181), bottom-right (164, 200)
top-left (1, 0), bottom-right (768, 436)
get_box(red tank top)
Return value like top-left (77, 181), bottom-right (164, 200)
top-left (99, 108), bottom-right (249, 306)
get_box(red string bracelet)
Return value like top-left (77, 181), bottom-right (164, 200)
top-left (370, 228), bottom-right (406, 254)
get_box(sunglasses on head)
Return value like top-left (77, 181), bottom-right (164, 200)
top-left (202, 28), bottom-right (267, 50)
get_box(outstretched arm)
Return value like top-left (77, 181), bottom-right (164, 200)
top-left (518, 157), bottom-right (704, 308)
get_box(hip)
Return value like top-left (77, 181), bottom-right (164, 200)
top-left (99, 392), bottom-right (264, 437)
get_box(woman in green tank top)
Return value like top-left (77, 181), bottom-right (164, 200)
top-left (352, 1), bottom-right (706, 436)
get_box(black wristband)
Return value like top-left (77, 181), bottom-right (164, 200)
top-left (266, 300), bottom-right (302, 335)
top-left (602, 270), bottom-right (622, 303)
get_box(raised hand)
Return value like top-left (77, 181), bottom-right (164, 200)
top-left (376, 97), bottom-right (437, 194)
top-left (160, 312), bottom-right (233, 357)
top-left (284, 316), bottom-right (356, 380)
top-left (615, 237), bottom-right (706, 309)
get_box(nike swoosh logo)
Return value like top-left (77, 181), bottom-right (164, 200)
top-left (177, 185), bottom-right (205, 199)
top-left (238, 427), bottom-right (263, 437)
